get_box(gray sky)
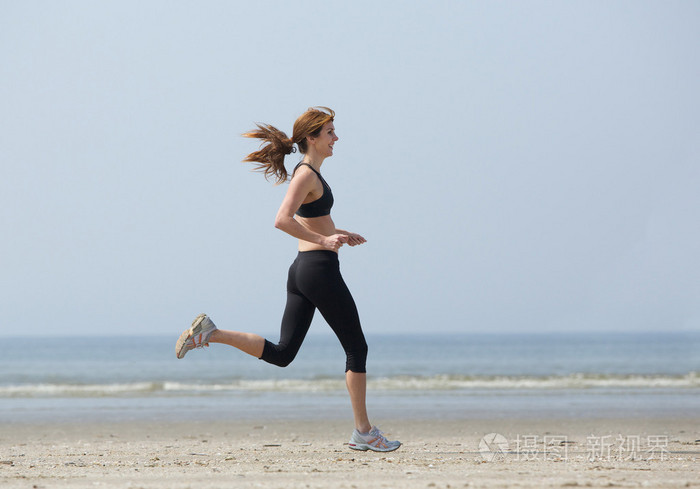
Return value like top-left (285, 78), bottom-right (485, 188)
top-left (1, 1), bottom-right (698, 336)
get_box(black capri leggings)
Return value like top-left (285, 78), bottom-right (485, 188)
top-left (260, 250), bottom-right (368, 373)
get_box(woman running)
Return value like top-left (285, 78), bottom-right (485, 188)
top-left (175, 106), bottom-right (400, 452)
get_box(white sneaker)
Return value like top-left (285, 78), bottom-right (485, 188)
top-left (348, 426), bottom-right (401, 452)
top-left (175, 314), bottom-right (218, 359)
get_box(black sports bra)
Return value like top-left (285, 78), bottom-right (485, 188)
top-left (293, 163), bottom-right (334, 218)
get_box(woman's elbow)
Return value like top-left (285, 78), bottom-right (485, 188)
top-left (274, 215), bottom-right (290, 230)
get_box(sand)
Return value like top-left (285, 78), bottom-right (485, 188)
top-left (1, 417), bottom-right (698, 488)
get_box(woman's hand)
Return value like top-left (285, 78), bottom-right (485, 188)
top-left (332, 229), bottom-right (367, 247)
top-left (345, 232), bottom-right (366, 247)
top-left (323, 234), bottom-right (349, 251)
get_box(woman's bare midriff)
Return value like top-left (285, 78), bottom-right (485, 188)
top-left (296, 214), bottom-right (337, 252)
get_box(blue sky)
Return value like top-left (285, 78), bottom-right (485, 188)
top-left (1, 1), bottom-right (698, 336)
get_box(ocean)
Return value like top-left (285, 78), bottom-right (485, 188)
top-left (2, 332), bottom-right (698, 423)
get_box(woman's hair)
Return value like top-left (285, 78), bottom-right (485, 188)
top-left (242, 106), bottom-right (335, 184)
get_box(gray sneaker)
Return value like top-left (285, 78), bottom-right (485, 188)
top-left (175, 314), bottom-right (218, 359)
top-left (348, 426), bottom-right (401, 452)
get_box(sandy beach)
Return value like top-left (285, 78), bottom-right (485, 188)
top-left (1, 417), bottom-right (697, 488)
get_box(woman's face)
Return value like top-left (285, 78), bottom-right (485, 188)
top-left (307, 121), bottom-right (338, 158)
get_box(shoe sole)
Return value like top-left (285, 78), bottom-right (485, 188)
top-left (348, 442), bottom-right (401, 452)
top-left (175, 313), bottom-right (207, 359)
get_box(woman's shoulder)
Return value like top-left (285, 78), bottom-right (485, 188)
top-left (289, 164), bottom-right (319, 186)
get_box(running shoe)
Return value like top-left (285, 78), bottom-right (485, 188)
top-left (175, 313), bottom-right (218, 359)
top-left (348, 426), bottom-right (401, 452)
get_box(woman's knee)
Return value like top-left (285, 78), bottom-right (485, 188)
top-left (260, 340), bottom-right (298, 368)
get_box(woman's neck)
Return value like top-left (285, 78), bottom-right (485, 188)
top-left (301, 156), bottom-right (325, 171)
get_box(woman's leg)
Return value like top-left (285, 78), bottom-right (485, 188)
top-left (258, 291), bottom-right (315, 367)
top-left (204, 292), bottom-right (314, 364)
top-left (295, 251), bottom-right (371, 431)
top-left (211, 255), bottom-right (315, 367)
top-left (208, 329), bottom-right (265, 358)
top-left (323, 285), bottom-right (370, 432)
top-left (346, 371), bottom-right (371, 433)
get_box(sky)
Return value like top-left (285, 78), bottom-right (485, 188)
top-left (1, 1), bottom-right (699, 337)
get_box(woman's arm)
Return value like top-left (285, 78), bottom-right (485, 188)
top-left (274, 171), bottom-right (348, 251)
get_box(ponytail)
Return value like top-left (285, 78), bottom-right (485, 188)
top-left (242, 106), bottom-right (335, 184)
top-left (242, 124), bottom-right (295, 184)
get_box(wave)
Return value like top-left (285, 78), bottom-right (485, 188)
top-left (0, 372), bottom-right (698, 398)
